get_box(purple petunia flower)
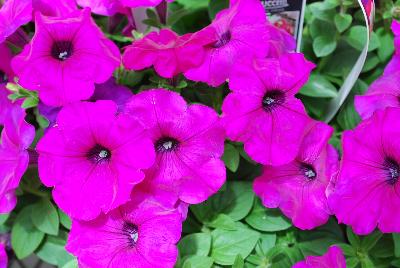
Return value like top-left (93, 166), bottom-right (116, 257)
top-left (292, 246), bottom-right (346, 268)
top-left (384, 21), bottom-right (400, 75)
top-left (36, 100), bottom-right (155, 221)
top-left (222, 53), bottom-right (315, 166)
top-left (329, 107), bottom-right (400, 235)
top-left (77, 0), bottom-right (173, 16)
top-left (123, 29), bottom-right (209, 79)
top-left (77, 0), bottom-right (125, 16)
top-left (0, 84), bottom-right (35, 213)
top-left (12, 8), bottom-right (121, 106)
top-left (125, 89), bottom-right (226, 205)
top-left (66, 195), bottom-right (182, 268)
top-left (32, 0), bottom-right (77, 16)
top-left (254, 122), bottom-right (338, 230)
top-left (183, 0), bottom-right (270, 87)
top-left (39, 77), bottom-right (133, 128)
top-left (0, 0), bottom-right (32, 43)
top-left (121, 0), bottom-right (174, 8)
top-left (355, 72), bottom-right (400, 120)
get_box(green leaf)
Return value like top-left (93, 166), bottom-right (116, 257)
top-left (182, 255), bottom-right (213, 268)
top-left (178, 233), bottom-right (211, 257)
top-left (346, 257), bottom-right (360, 268)
top-left (313, 36), bottom-right (337, 57)
top-left (360, 256), bottom-right (375, 268)
top-left (346, 227), bottom-right (360, 248)
top-left (370, 234), bottom-right (394, 258)
top-left (393, 233), bottom-right (400, 257)
top-left (259, 233), bottom-right (277, 255)
top-left (309, 19), bottom-right (336, 40)
top-left (245, 199), bottom-right (291, 232)
top-left (0, 214), bottom-right (9, 225)
top-left (361, 230), bottom-right (382, 251)
top-left (211, 223), bottom-right (260, 265)
top-left (61, 258), bottom-right (78, 268)
top-left (298, 219), bottom-right (345, 256)
top-left (58, 209), bottom-right (71, 230)
top-left (338, 243), bottom-right (357, 256)
top-left (222, 143), bottom-right (240, 172)
top-left (334, 13), bottom-right (352, 33)
top-left (175, 0), bottom-right (208, 10)
top-left (207, 214), bottom-right (236, 230)
top-left (232, 254), bottom-right (244, 268)
top-left (392, 259), bottom-right (400, 268)
top-left (31, 199), bottom-right (60, 235)
top-left (345, 26), bottom-right (380, 52)
top-left (308, 2), bottom-right (336, 22)
top-left (376, 27), bottom-right (394, 62)
top-left (362, 53), bottom-right (380, 73)
top-left (11, 206), bottom-right (45, 259)
top-left (337, 80), bottom-right (367, 130)
top-left (208, 0), bottom-right (229, 20)
top-left (300, 74), bottom-right (337, 98)
top-left (322, 43), bottom-right (358, 77)
top-left (191, 181), bottom-right (254, 222)
top-left (36, 235), bottom-right (75, 266)
top-left (22, 97), bottom-right (39, 109)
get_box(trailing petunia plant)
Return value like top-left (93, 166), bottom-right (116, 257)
top-left (1, 0), bottom-right (400, 268)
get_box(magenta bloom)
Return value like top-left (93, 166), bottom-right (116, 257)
top-left (0, 85), bottom-right (35, 213)
top-left (292, 246), bottom-right (346, 268)
top-left (329, 108), bottom-right (400, 235)
top-left (120, 0), bottom-right (173, 8)
top-left (32, 0), bottom-right (77, 16)
top-left (66, 196), bottom-right (182, 268)
top-left (77, 0), bottom-right (124, 16)
top-left (222, 53), bottom-right (315, 166)
top-left (0, 243), bottom-right (6, 268)
top-left (0, 43), bottom-right (14, 82)
top-left (77, 0), bottom-right (173, 15)
top-left (384, 21), bottom-right (400, 75)
top-left (39, 78), bottom-right (133, 128)
top-left (123, 29), bottom-right (208, 79)
top-left (265, 23), bottom-right (296, 57)
top-left (12, 9), bottom-right (120, 106)
top-left (254, 122), bottom-right (338, 230)
top-left (36, 101), bottom-right (155, 220)
top-left (184, 0), bottom-right (270, 86)
top-left (355, 73), bottom-right (400, 120)
top-left (125, 89), bottom-right (226, 204)
top-left (134, 179), bottom-right (189, 221)
top-left (0, 0), bottom-right (32, 43)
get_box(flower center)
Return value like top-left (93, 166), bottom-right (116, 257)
top-left (262, 90), bottom-right (285, 112)
top-left (87, 144), bottom-right (111, 163)
top-left (122, 222), bottom-right (139, 247)
top-left (383, 157), bottom-right (400, 185)
top-left (155, 137), bottom-right (179, 153)
top-left (51, 41), bottom-right (73, 61)
top-left (212, 31), bottom-right (232, 48)
top-left (300, 163), bottom-right (317, 181)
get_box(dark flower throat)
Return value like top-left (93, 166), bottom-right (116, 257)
top-left (155, 137), bottom-right (180, 153)
top-left (262, 90), bottom-right (285, 112)
top-left (87, 144), bottom-right (111, 163)
top-left (300, 163), bottom-right (317, 181)
top-left (51, 41), bottom-right (73, 61)
top-left (212, 31), bottom-right (232, 48)
top-left (122, 222), bottom-right (139, 248)
top-left (383, 157), bottom-right (400, 185)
